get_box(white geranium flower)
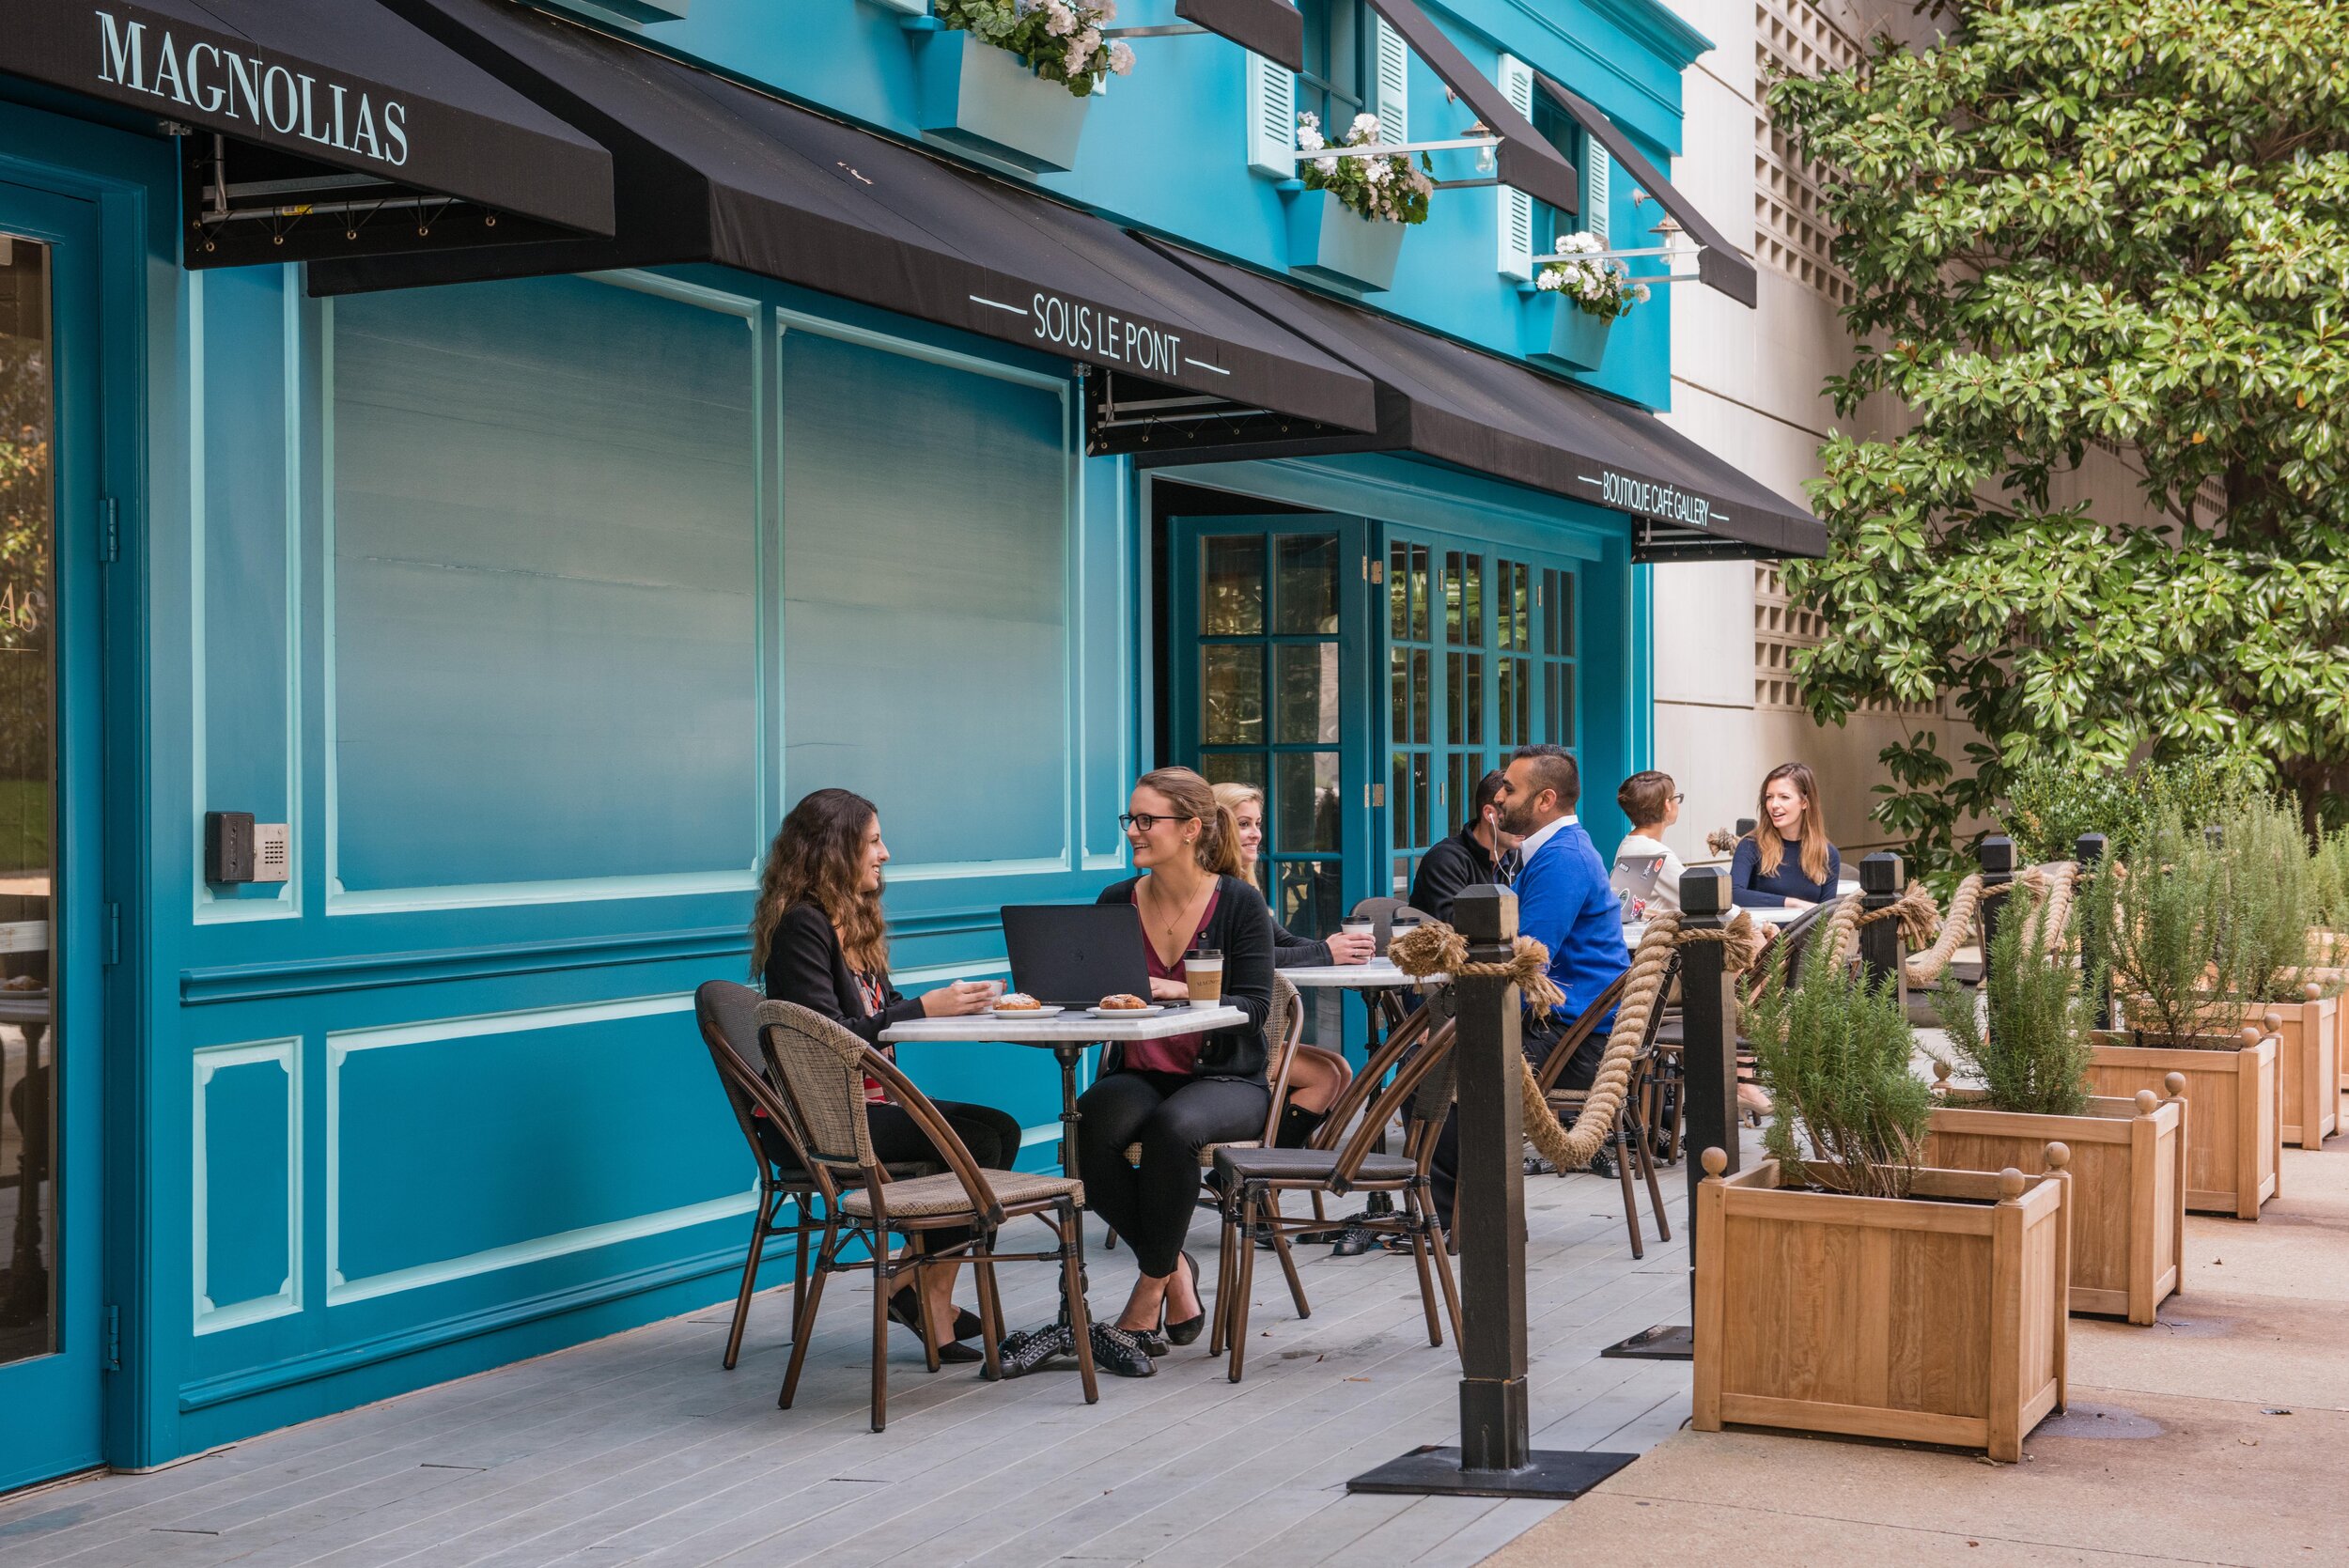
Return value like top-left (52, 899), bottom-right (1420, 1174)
top-left (1072, 27), bottom-right (1099, 56)
top-left (1366, 157), bottom-right (1391, 184)
top-left (1316, 155), bottom-right (1339, 176)
top-left (1097, 0), bottom-right (1117, 18)
top-left (1632, 283), bottom-right (1652, 302)
top-left (1043, 1), bottom-right (1075, 34)
top-left (1108, 39), bottom-right (1135, 73)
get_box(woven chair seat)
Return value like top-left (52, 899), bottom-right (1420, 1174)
top-left (840, 1168), bottom-right (1083, 1219)
top-left (1124, 1139), bottom-right (1262, 1170)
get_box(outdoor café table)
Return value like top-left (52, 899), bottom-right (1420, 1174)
top-left (880, 1004), bottom-right (1248, 1367)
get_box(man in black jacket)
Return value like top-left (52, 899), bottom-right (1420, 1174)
top-left (1408, 769), bottom-right (1517, 920)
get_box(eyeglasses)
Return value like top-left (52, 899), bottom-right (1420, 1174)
top-left (1672, 793), bottom-right (1687, 805)
top-left (1118, 812), bottom-right (1196, 833)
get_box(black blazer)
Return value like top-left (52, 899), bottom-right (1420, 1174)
top-left (1096, 873), bottom-right (1275, 1080)
top-left (762, 902), bottom-right (924, 1048)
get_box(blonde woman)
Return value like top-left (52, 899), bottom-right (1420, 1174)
top-left (1729, 762), bottom-right (1842, 909)
top-left (1212, 780), bottom-right (1366, 1148)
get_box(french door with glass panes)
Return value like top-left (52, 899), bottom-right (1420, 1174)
top-left (1169, 516), bottom-right (1373, 947)
top-left (1384, 534), bottom-right (1580, 896)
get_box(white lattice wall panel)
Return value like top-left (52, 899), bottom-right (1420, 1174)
top-left (1754, 564), bottom-right (1939, 718)
top-left (1755, 0), bottom-right (1860, 306)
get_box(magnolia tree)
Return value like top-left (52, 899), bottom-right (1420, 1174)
top-left (1768, 0), bottom-right (2349, 876)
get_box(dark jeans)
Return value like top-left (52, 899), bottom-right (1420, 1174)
top-left (865, 1097), bottom-right (1022, 1254)
top-left (1076, 1069), bottom-right (1269, 1277)
top-left (1427, 1017), bottom-right (1599, 1228)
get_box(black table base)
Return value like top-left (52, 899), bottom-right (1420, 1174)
top-left (1596, 1322), bottom-right (1693, 1361)
top-left (1347, 1444), bottom-right (1639, 1499)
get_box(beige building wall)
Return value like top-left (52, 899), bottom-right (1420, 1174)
top-left (1649, 0), bottom-right (1955, 872)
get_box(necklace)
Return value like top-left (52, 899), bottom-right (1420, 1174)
top-left (1140, 870), bottom-right (1212, 966)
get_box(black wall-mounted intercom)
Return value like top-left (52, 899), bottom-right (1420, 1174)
top-left (206, 812), bottom-right (289, 884)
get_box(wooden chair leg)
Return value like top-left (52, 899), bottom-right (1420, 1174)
top-left (723, 1188), bottom-right (774, 1371)
top-left (1406, 1201), bottom-right (1442, 1346)
top-left (870, 1237), bottom-right (894, 1432)
top-left (778, 1228), bottom-right (836, 1410)
top-left (1266, 1197), bottom-right (1310, 1320)
top-left (910, 1235), bottom-right (942, 1374)
top-left (1423, 1188), bottom-right (1464, 1347)
top-left (972, 1235), bottom-right (1005, 1384)
top-left (1636, 1111), bottom-right (1672, 1243)
top-left (1228, 1188), bottom-right (1260, 1384)
top-left (788, 1200), bottom-right (812, 1345)
top-left (1615, 1115), bottom-right (1644, 1261)
top-left (1060, 1202), bottom-right (1099, 1405)
top-left (1210, 1194), bottom-right (1237, 1358)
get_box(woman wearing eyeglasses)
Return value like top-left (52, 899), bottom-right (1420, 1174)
top-left (1078, 766), bottom-right (1274, 1352)
top-left (754, 787), bottom-right (1022, 1365)
top-left (1610, 770), bottom-right (1689, 918)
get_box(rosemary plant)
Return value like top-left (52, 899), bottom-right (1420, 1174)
top-left (2092, 808), bottom-right (2227, 1044)
top-left (1749, 940), bottom-right (1932, 1199)
top-left (1934, 896), bottom-right (2092, 1117)
top-left (2211, 797), bottom-right (2313, 1005)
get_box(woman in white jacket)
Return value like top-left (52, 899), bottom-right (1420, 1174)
top-left (1610, 771), bottom-right (1688, 918)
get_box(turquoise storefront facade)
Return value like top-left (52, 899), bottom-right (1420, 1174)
top-left (0, 0), bottom-right (1735, 1486)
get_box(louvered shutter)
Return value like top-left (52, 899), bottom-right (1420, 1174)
top-left (1587, 142), bottom-right (1611, 245)
top-left (1246, 53), bottom-right (1298, 176)
top-left (1373, 16), bottom-right (1408, 143)
top-left (1496, 53), bottom-right (1534, 278)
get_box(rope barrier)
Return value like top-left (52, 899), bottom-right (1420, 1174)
top-left (1388, 910), bottom-right (1759, 1172)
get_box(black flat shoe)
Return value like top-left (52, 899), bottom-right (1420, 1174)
top-left (1165, 1251), bottom-right (1206, 1346)
top-left (888, 1288), bottom-right (984, 1349)
top-left (1120, 1325), bottom-right (1171, 1358)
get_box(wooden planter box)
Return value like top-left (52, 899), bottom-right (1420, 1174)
top-left (1693, 1153), bottom-right (2070, 1463)
top-left (2177, 991), bottom-right (2336, 1147)
top-left (912, 27), bottom-right (1091, 173)
top-left (2296, 967), bottom-right (2349, 1090)
top-left (1925, 1089), bottom-right (2186, 1325)
top-left (2088, 1028), bottom-right (2278, 1219)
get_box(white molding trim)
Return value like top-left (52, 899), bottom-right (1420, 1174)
top-left (193, 1037), bottom-right (303, 1335)
top-left (324, 992), bottom-right (741, 1306)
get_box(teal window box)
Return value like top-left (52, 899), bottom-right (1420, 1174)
top-left (913, 27), bottom-right (1092, 175)
top-left (1283, 187), bottom-right (1406, 294)
top-left (1521, 291), bottom-right (1614, 373)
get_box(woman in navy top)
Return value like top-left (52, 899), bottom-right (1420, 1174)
top-left (1729, 762), bottom-right (1842, 908)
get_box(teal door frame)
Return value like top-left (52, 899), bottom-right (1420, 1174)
top-left (1377, 520), bottom-right (1584, 897)
top-left (1166, 513), bottom-right (1376, 940)
top-left (0, 175), bottom-right (106, 1492)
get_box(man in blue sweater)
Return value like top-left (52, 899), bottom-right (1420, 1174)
top-left (1428, 744), bottom-right (1630, 1226)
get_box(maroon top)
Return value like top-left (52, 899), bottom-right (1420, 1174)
top-left (1124, 888), bottom-right (1221, 1074)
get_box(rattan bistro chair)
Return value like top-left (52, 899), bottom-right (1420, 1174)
top-left (757, 1001), bottom-right (1098, 1431)
top-left (693, 981), bottom-right (938, 1371)
top-left (1210, 1020), bottom-right (1463, 1383)
top-left (1532, 958), bottom-right (1680, 1258)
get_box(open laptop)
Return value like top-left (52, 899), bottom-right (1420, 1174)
top-left (1001, 904), bottom-right (1156, 1008)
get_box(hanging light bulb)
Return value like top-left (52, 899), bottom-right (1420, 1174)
top-left (1466, 120), bottom-right (1497, 175)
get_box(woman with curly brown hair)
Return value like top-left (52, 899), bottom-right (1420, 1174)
top-left (753, 787), bottom-right (1021, 1364)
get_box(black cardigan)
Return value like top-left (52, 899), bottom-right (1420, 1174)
top-left (1268, 910), bottom-right (1332, 969)
top-left (761, 902), bottom-right (925, 1048)
top-left (1096, 873), bottom-right (1275, 1080)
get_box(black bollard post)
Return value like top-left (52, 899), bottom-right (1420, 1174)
top-left (1350, 885), bottom-right (1639, 1499)
top-left (1858, 852), bottom-right (1907, 1002)
top-left (1977, 836), bottom-right (2016, 1047)
top-left (1600, 865), bottom-right (1735, 1363)
top-left (2077, 832), bottom-right (2111, 1029)
top-left (1735, 817), bottom-right (1757, 840)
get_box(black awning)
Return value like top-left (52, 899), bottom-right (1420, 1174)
top-left (1139, 241), bottom-right (1824, 560)
top-left (1176, 0), bottom-right (1304, 73)
top-left (308, 0), bottom-right (1377, 436)
top-left (1363, 0), bottom-right (1579, 215)
top-left (3, 0), bottom-right (612, 245)
top-left (1535, 74), bottom-right (1757, 308)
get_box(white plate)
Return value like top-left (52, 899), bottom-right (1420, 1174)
top-left (1086, 1004), bottom-right (1168, 1017)
top-left (988, 1004), bottom-right (1065, 1018)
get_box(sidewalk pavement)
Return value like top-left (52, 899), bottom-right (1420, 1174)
top-left (1485, 1087), bottom-right (2349, 1568)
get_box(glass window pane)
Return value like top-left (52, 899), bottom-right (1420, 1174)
top-left (1443, 550), bottom-right (1462, 644)
top-left (1467, 651), bottom-right (1484, 743)
top-left (1413, 752), bottom-right (1431, 847)
top-left (1555, 671), bottom-right (1574, 741)
top-left (1517, 655), bottom-right (1532, 739)
top-left (1410, 546), bottom-right (1429, 641)
top-left (1464, 554), bottom-right (1483, 646)
top-left (1392, 751), bottom-right (1410, 844)
top-left (1390, 647), bottom-right (1408, 744)
top-left (1201, 752), bottom-right (1267, 793)
top-left (0, 234), bottom-right (54, 1370)
top-left (1277, 750), bottom-right (1342, 851)
top-left (1556, 573), bottom-right (1575, 656)
top-left (1447, 753), bottom-right (1468, 837)
top-left (1445, 651), bottom-right (1463, 746)
top-left (1275, 858), bottom-right (1345, 942)
top-left (1202, 644), bottom-right (1264, 744)
top-left (1543, 568), bottom-right (1559, 656)
top-left (1497, 659), bottom-right (1514, 746)
top-left (1276, 642), bottom-right (1341, 744)
top-left (1516, 565), bottom-right (1533, 651)
top-left (1390, 541), bottom-right (1409, 640)
top-left (1275, 533), bottom-right (1340, 634)
top-left (1410, 648), bottom-right (1430, 743)
top-left (1202, 535), bottom-right (1264, 636)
